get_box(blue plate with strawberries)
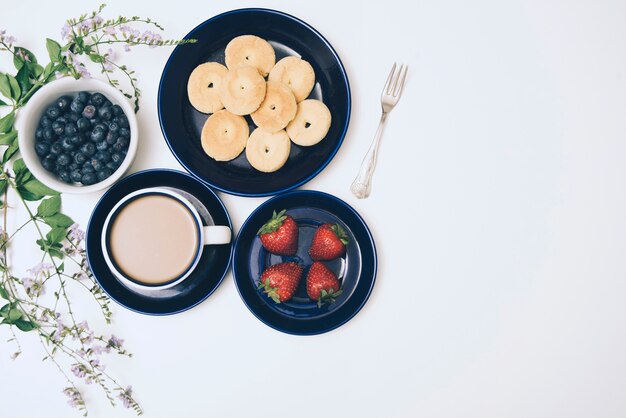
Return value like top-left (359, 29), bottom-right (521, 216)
top-left (232, 190), bottom-right (377, 335)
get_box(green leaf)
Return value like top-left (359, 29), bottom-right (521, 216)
top-left (14, 319), bottom-right (37, 332)
top-left (7, 75), bottom-right (20, 101)
top-left (0, 98), bottom-right (8, 106)
top-left (42, 213), bottom-right (74, 228)
top-left (58, 262), bottom-right (65, 273)
top-left (46, 227), bottom-right (67, 244)
top-left (0, 285), bottom-right (9, 300)
top-left (17, 187), bottom-right (43, 201)
top-left (37, 195), bottom-right (61, 217)
top-left (29, 63), bottom-right (44, 78)
top-left (0, 303), bottom-right (9, 317)
top-left (15, 65), bottom-right (31, 97)
top-left (13, 47), bottom-right (37, 71)
top-left (89, 53), bottom-right (105, 64)
top-left (46, 38), bottom-right (62, 62)
top-left (21, 178), bottom-right (59, 198)
top-left (8, 307), bottom-right (22, 322)
top-left (0, 111), bottom-right (15, 134)
top-left (0, 130), bottom-right (17, 145)
top-left (12, 158), bottom-right (28, 181)
top-left (0, 179), bottom-right (7, 195)
top-left (2, 139), bottom-right (19, 163)
top-left (0, 73), bottom-right (11, 101)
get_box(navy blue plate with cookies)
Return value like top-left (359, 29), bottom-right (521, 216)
top-left (232, 190), bottom-right (377, 335)
top-left (158, 8), bottom-right (351, 197)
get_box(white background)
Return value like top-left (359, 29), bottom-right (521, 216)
top-left (2, 0), bottom-right (626, 417)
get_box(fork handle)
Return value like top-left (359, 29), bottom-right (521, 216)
top-left (350, 113), bottom-right (388, 199)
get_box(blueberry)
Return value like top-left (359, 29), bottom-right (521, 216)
top-left (56, 96), bottom-right (72, 112)
top-left (81, 172), bottom-right (97, 185)
top-left (90, 128), bottom-right (105, 143)
top-left (58, 170), bottom-right (71, 183)
top-left (98, 106), bottom-right (113, 121)
top-left (66, 112), bottom-right (79, 123)
top-left (105, 131), bottom-right (118, 145)
top-left (118, 128), bottom-right (130, 139)
top-left (90, 158), bottom-right (104, 171)
top-left (108, 121), bottom-right (120, 134)
top-left (106, 161), bottom-right (118, 171)
top-left (70, 98), bottom-right (84, 114)
top-left (52, 120), bottom-right (65, 136)
top-left (90, 92), bottom-right (106, 106)
top-left (70, 134), bottom-right (86, 147)
top-left (82, 105), bottom-right (96, 119)
top-left (93, 122), bottom-right (107, 132)
top-left (111, 105), bottom-right (123, 116)
top-left (79, 142), bottom-right (96, 157)
top-left (96, 140), bottom-right (109, 152)
top-left (56, 154), bottom-right (71, 166)
top-left (97, 168), bottom-right (112, 182)
top-left (78, 92), bottom-right (91, 103)
top-left (113, 137), bottom-right (129, 152)
top-left (70, 170), bottom-right (83, 183)
top-left (42, 155), bottom-right (56, 171)
top-left (111, 152), bottom-right (124, 165)
top-left (68, 161), bottom-right (79, 171)
top-left (118, 116), bottom-right (129, 128)
top-left (43, 128), bottom-right (55, 141)
top-left (76, 117), bottom-right (90, 132)
top-left (95, 150), bottom-right (111, 163)
top-left (46, 106), bottom-right (61, 119)
top-left (50, 142), bottom-right (63, 156)
top-left (40, 116), bottom-right (52, 128)
top-left (82, 161), bottom-right (95, 173)
top-left (35, 127), bottom-right (44, 140)
top-left (35, 142), bottom-right (51, 157)
top-left (60, 137), bottom-right (74, 151)
top-left (73, 152), bottom-right (87, 165)
top-left (64, 123), bottom-right (77, 136)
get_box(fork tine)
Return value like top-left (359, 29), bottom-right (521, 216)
top-left (389, 64), bottom-right (404, 96)
top-left (384, 63), bottom-right (397, 95)
top-left (393, 64), bottom-right (408, 97)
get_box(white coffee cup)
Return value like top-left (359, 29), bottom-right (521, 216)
top-left (101, 187), bottom-right (231, 290)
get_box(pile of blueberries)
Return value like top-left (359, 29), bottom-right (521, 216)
top-left (35, 91), bottom-right (131, 186)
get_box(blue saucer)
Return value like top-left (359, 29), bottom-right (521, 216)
top-left (86, 169), bottom-right (233, 315)
top-left (158, 8), bottom-right (351, 197)
top-left (233, 191), bottom-right (377, 335)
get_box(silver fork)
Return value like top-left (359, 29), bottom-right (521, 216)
top-left (350, 63), bottom-right (408, 199)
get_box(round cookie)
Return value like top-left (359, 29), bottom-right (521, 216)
top-left (246, 129), bottom-right (291, 173)
top-left (250, 81), bottom-right (297, 133)
top-left (225, 35), bottom-right (276, 77)
top-left (201, 110), bottom-right (249, 161)
top-left (269, 56), bottom-right (315, 102)
top-left (219, 66), bottom-right (267, 115)
top-left (187, 62), bottom-right (229, 114)
top-left (286, 99), bottom-right (332, 146)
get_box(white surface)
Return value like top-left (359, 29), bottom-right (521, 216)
top-left (2, 0), bottom-right (626, 417)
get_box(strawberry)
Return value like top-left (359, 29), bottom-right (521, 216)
top-left (257, 261), bottom-right (303, 303)
top-left (306, 262), bottom-right (342, 308)
top-left (308, 223), bottom-right (349, 261)
top-left (257, 209), bottom-right (299, 256)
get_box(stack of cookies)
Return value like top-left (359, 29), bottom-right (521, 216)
top-left (187, 35), bottom-right (332, 173)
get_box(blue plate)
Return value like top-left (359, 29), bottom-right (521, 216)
top-left (233, 191), bottom-right (377, 335)
top-left (158, 8), bottom-right (351, 197)
top-left (86, 169), bottom-right (233, 315)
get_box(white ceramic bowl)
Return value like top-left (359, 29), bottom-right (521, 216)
top-left (17, 77), bottom-right (138, 194)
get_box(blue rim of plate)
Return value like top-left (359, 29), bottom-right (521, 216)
top-left (157, 8), bottom-right (351, 197)
top-left (232, 190), bottom-right (377, 335)
top-left (85, 169), bottom-right (233, 315)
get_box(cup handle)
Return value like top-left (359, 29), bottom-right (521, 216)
top-left (202, 225), bottom-right (231, 245)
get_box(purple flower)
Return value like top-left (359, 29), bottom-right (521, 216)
top-left (27, 262), bottom-right (53, 277)
top-left (91, 345), bottom-right (110, 355)
top-left (124, 43), bottom-right (131, 52)
top-left (61, 23), bottom-right (71, 40)
top-left (63, 387), bottom-right (84, 408)
top-left (117, 386), bottom-right (134, 408)
top-left (0, 30), bottom-right (16, 46)
top-left (103, 26), bottom-right (116, 36)
top-left (22, 276), bottom-right (45, 297)
top-left (70, 363), bottom-right (87, 378)
top-left (107, 335), bottom-right (124, 350)
top-left (68, 223), bottom-right (85, 242)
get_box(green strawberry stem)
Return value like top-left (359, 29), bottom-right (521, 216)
top-left (317, 288), bottom-right (343, 308)
top-left (331, 224), bottom-right (349, 246)
top-left (257, 278), bottom-right (281, 304)
top-left (257, 209), bottom-right (288, 235)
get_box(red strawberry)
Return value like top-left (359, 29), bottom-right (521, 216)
top-left (257, 210), bottom-right (299, 256)
top-left (308, 223), bottom-right (349, 261)
top-left (306, 262), bottom-right (342, 308)
top-left (257, 262), bottom-right (303, 303)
